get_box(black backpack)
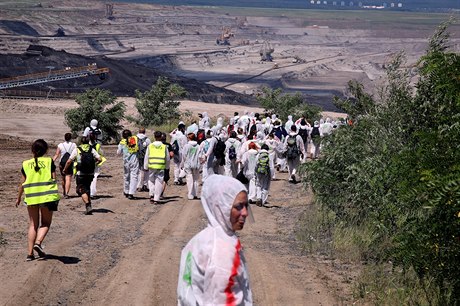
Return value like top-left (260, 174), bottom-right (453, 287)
top-left (60, 152), bottom-right (70, 169)
top-left (228, 145), bottom-right (237, 160)
top-left (311, 126), bottom-right (320, 138)
top-left (214, 137), bottom-right (226, 159)
top-left (77, 146), bottom-right (96, 174)
top-left (137, 137), bottom-right (146, 167)
top-left (286, 136), bottom-right (300, 160)
top-left (89, 126), bottom-right (102, 137)
top-left (298, 128), bottom-right (309, 143)
top-left (172, 139), bottom-right (180, 155)
top-left (59, 143), bottom-right (74, 169)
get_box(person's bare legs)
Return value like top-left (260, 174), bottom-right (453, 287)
top-left (65, 174), bottom-right (72, 196)
top-left (35, 206), bottom-right (53, 245)
top-left (27, 206), bottom-right (40, 256)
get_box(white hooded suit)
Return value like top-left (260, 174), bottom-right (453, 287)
top-left (177, 175), bottom-right (253, 306)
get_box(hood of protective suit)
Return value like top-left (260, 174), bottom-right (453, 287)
top-left (326, 117), bottom-right (331, 123)
top-left (287, 115), bottom-right (292, 121)
top-left (90, 119), bottom-right (98, 128)
top-left (229, 118), bottom-right (235, 125)
top-left (202, 112), bottom-right (209, 118)
top-left (256, 131), bottom-right (265, 141)
top-left (201, 175), bottom-right (247, 235)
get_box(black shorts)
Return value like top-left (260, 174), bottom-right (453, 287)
top-left (164, 169), bottom-right (170, 183)
top-left (60, 164), bottom-right (73, 176)
top-left (37, 200), bottom-right (59, 211)
top-left (76, 174), bottom-right (94, 196)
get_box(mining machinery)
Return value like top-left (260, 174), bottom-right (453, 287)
top-left (216, 27), bottom-right (234, 46)
top-left (0, 64), bottom-right (109, 90)
top-left (260, 40), bottom-right (274, 62)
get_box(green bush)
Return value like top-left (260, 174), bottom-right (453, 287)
top-left (64, 88), bottom-right (126, 143)
top-left (256, 86), bottom-right (322, 122)
top-left (130, 76), bottom-right (186, 127)
top-left (300, 21), bottom-right (460, 305)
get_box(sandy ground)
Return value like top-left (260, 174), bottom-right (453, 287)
top-left (0, 98), bottom-right (354, 305)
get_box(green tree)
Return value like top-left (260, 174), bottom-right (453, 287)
top-left (256, 87), bottom-right (321, 122)
top-left (131, 77), bottom-right (186, 127)
top-left (65, 88), bottom-right (126, 143)
top-left (300, 21), bottom-right (460, 305)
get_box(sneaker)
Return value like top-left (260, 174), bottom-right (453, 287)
top-left (26, 255), bottom-right (35, 262)
top-left (123, 192), bottom-right (128, 198)
top-left (33, 244), bottom-right (46, 259)
top-left (150, 197), bottom-right (156, 204)
top-left (85, 203), bottom-right (93, 215)
top-left (127, 194), bottom-right (135, 200)
top-left (255, 199), bottom-right (263, 207)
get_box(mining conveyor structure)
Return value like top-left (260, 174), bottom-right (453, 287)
top-left (0, 64), bottom-right (110, 90)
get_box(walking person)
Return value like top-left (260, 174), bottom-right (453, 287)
top-left (224, 131), bottom-right (241, 178)
top-left (310, 121), bottom-right (323, 160)
top-left (82, 119), bottom-right (102, 144)
top-left (255, 144), bottom-right (272, 206)
top-left (284, 125), bottom-right (305, 183)
top-left (145, 131), bottom-right (170, 204)
top-left (53, 132), bottom-right (76, 198)
top-left (89, 133), bottom-right (106, 199)
top-left (160, 132), bottom-right (173, 199)
top-left (136, 127), bottom-right (151, 192)
top-left (63, 136), bottom-right (101, 215)
top-left (241, 142), bottom-right (259, 203)
top-left (177, 175), bottom-right (253, 305)
top-left (181, 133), bottom-right (201, 200)
top-left (170, 123), bottom-right (188, 185)
top-left (16, 139), bottom-right (60, 261)
top-left (117, 129), bottom-right (140, 199)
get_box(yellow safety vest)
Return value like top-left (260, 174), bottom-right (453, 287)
top-left (120, 136), bottom-right (139, 154)
top-left (92, 143), bottom-right (106, 166)
top-left (22, 157), bottom-right (60, 205)
top-left (148, 143), bottom-right (166, 170)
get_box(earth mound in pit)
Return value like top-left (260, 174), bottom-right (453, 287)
top-left (0, 45), bottom-right (257, 105)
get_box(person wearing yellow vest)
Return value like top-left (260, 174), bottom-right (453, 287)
top-left (15, 139), bottom-right (60, 261)
top-left (117, 129), bottom-right (140, 200)
top-left (144, 131), bottom-right (170, 204)
top-left (89, 133), bottom-right (106, 199)
top-left (63, 136), bottom-right (101, 215)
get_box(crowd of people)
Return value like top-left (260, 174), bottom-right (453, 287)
top-left (117, 111), bottom-right (339, 206)
top-left (15, 112), bottom-right (339, 304)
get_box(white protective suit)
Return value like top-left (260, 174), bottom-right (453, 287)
top-left (285, 115), bottom-right (294, 133)
top-left (224, 137), bottom-right (241, 178)
top-left (241, 149), bottom-right (259, 202)
top-left (199, 112), bottom-right (211, 131)
top-left (181, 140), bottom-right (201, 200)
top-left (177, 175), bottom-right (253, 306)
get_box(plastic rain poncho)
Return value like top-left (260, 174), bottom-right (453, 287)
top-left (177, 175), bottom-right (253, 306)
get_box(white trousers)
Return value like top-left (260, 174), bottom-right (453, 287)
top-left (287, 157), bottom-right (301, 181)
top-left (246, 176), bottom-right (257, 202)
top-left (137, 168), bottom-right (149, 189)
top-left (148, 169), bottom-right (165, 201)
top-left (224, 159), bottom-right (239, 178)
top-left (124, 159), bottom-right (139, 195)
top-left (256, 173), bottom-right (271, 204)
top-left (90, 166), bottom-right (100, 197)
top-left (186, 168), bottom-right (200, 199)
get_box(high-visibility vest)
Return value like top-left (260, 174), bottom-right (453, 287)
top-left (22, 157), bottom-right (60, 205)
top-left (148, 143), bottom-right (166, 169)
top-left (120, 136), bottom-right (139, 154)
top-left (92, 143), bottom-right (106, 167)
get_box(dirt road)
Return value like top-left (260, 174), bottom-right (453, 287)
top-left (0, 99), bottom-right (352, 305)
